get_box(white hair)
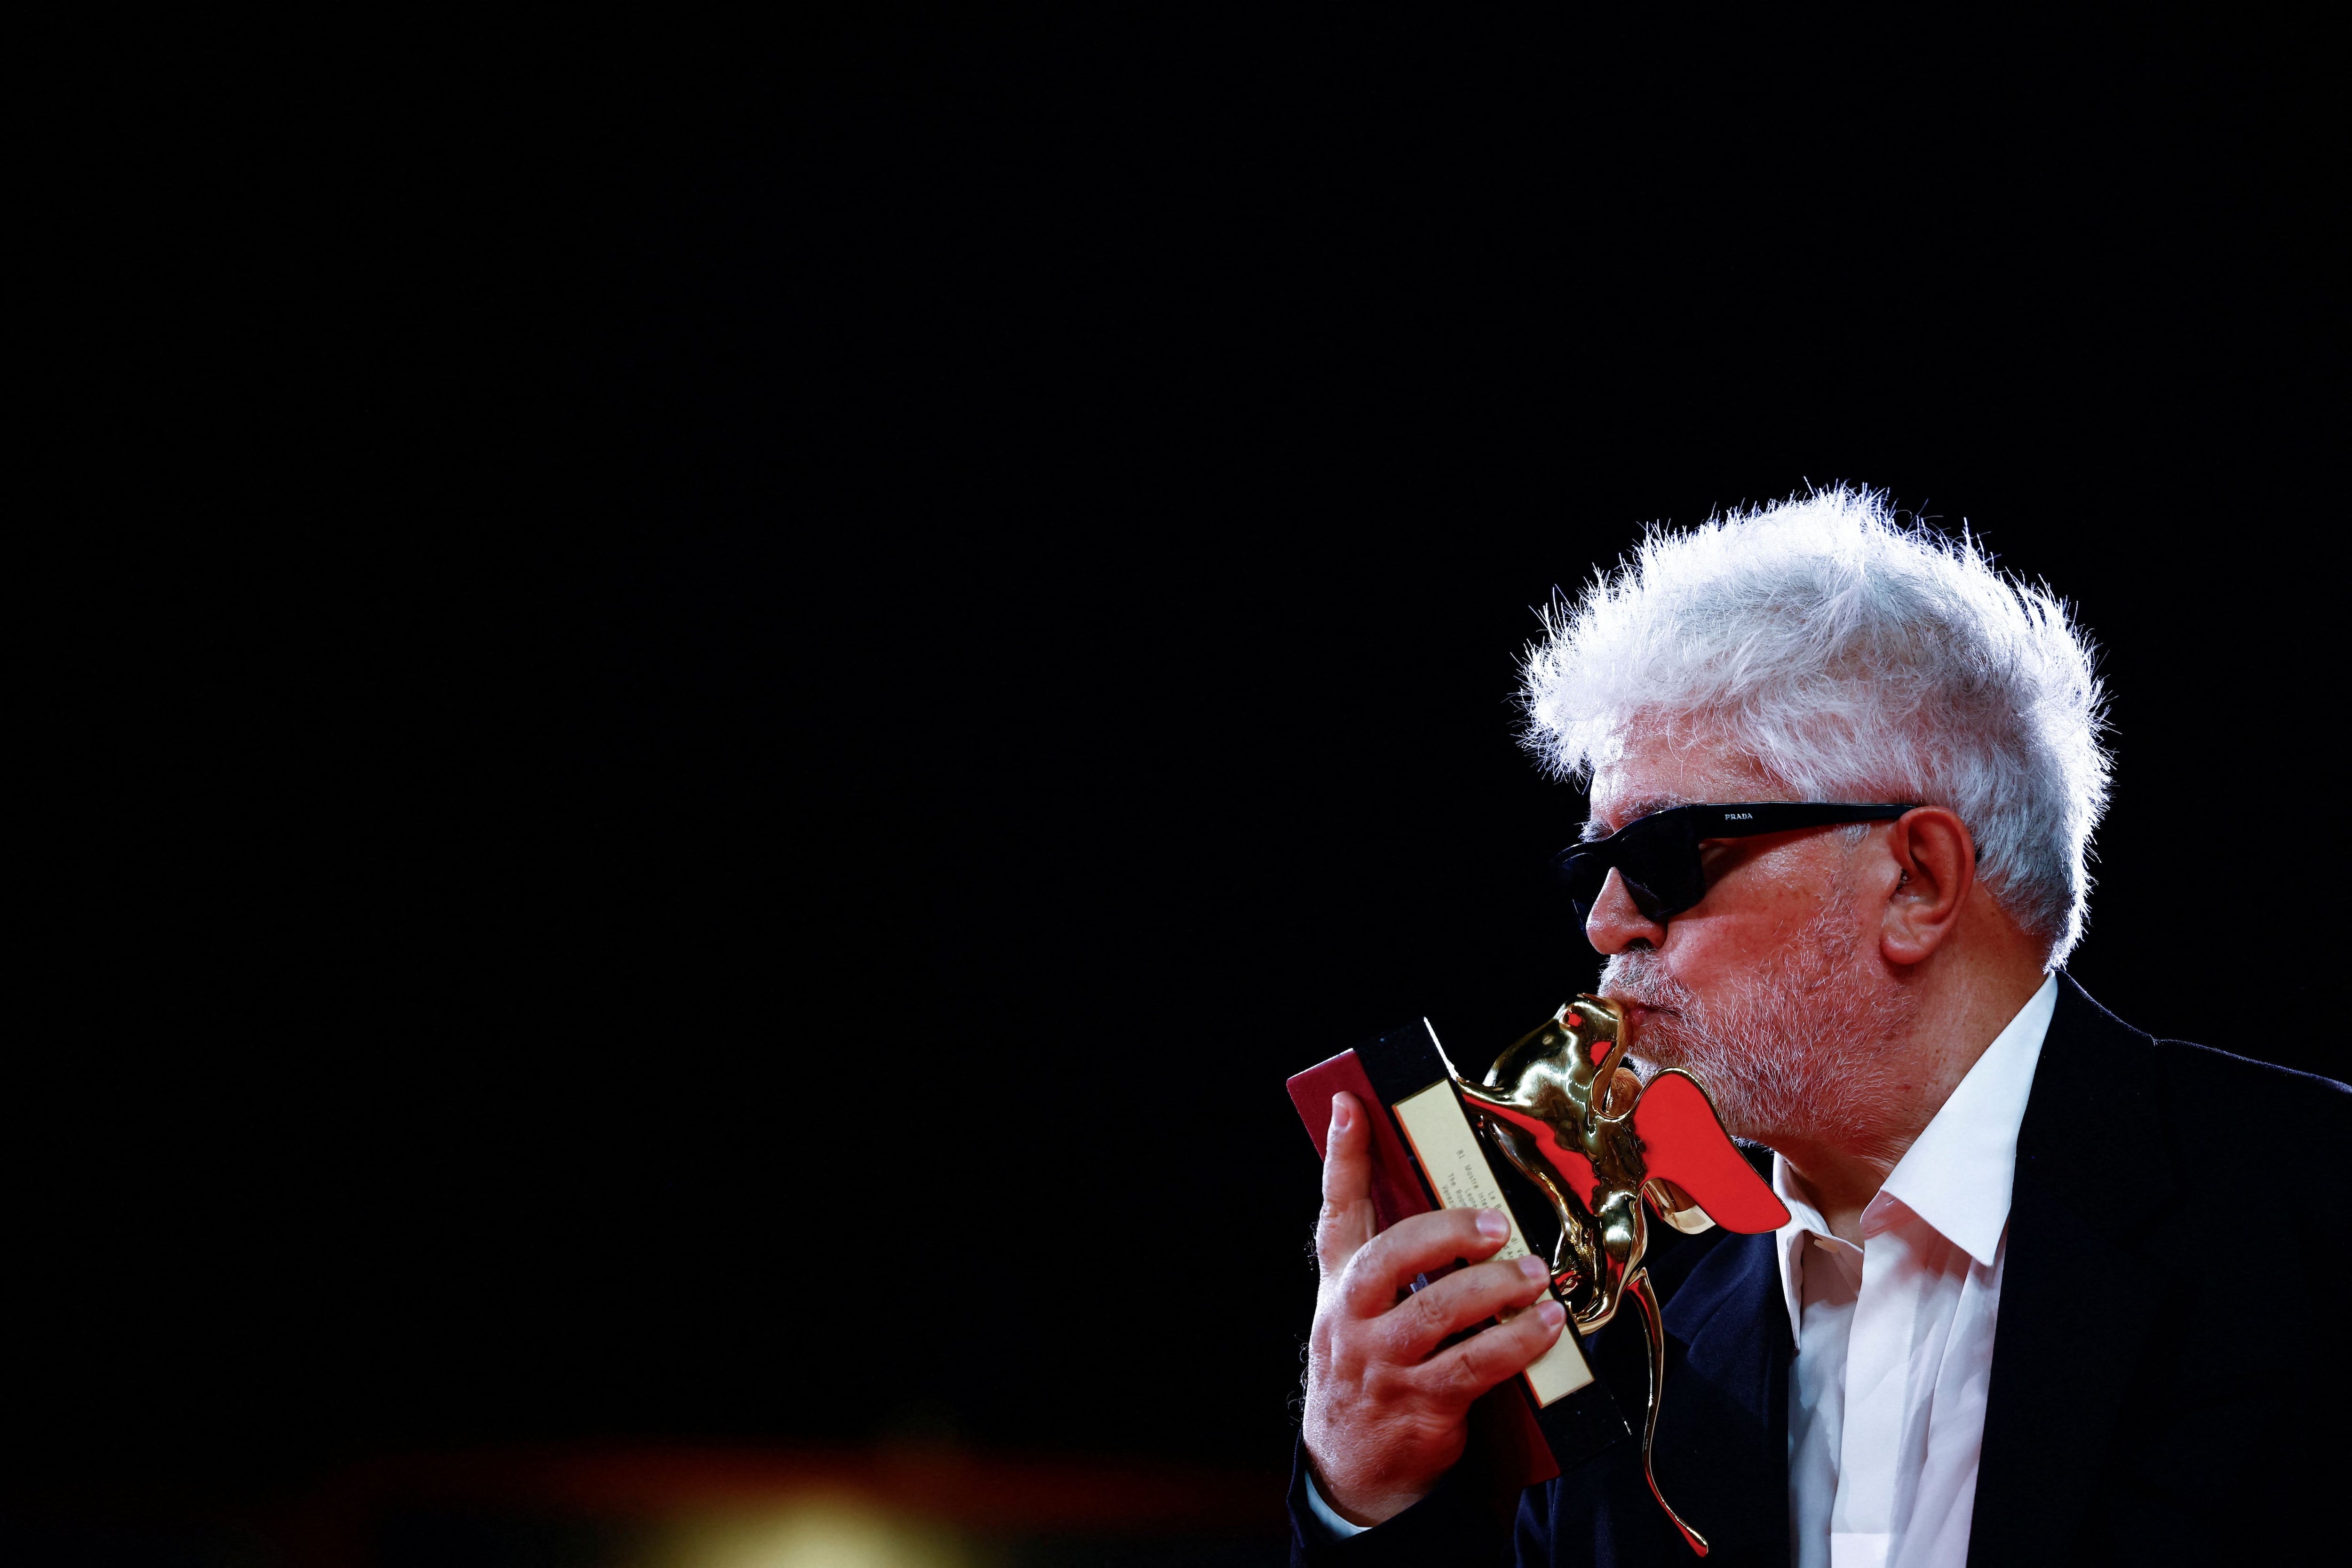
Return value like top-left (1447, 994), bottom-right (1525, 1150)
top-left (1519, 485), bottom-right (2111, 966)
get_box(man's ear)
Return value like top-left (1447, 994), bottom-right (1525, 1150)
top-left (1880, 808), bottom-right (1975, 966)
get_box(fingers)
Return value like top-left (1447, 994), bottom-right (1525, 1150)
top-left (1314, 1093), bottom-right (1376, 1278)
top-left (1380, 1254), bottom-right (1554, 1362)
top-left (1306, 1091), bottom-right (1566, 1440)
top-left (1420, 1295), bottom-right (1569, 1409)
top-left (1335, 1206), bottom-right (1513, 1319)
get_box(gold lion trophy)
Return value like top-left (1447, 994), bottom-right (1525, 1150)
top-left (1442, 996), bottom-right (1791, 1557)
top-left (1292, 995), bottom-right (1788, 1556)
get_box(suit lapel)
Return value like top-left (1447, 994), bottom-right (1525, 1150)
top-left (1655, 1229), bottom-right (1794, 1563)
top-left (1967, 976), bottom-right (2181, 1567)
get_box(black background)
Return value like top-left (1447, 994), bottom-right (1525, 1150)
top-left (18, 7), bottom-right (2341, 1522)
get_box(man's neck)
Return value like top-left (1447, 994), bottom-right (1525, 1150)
top-left (1772, 958), bottom-right (2046, 1244)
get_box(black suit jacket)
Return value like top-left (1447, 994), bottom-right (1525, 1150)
top-left (1289, 976), bottom-right (2352, 1565)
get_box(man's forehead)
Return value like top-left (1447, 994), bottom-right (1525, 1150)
top-left (1585, 728), bottom-right (1785, 832)
top-left (1587, 789), bottom-right (1697, 832)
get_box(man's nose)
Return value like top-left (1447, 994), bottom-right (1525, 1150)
top-left (1586, 866), bottom-right (1669, 954)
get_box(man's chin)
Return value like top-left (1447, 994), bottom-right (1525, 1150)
top-left (1615, 1025), bottom-right (1764, 1136)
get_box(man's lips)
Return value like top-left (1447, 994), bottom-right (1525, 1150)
top-left (1602, 996), bottom-right (1678, 1047)
top-left (1603, 998), bottom-right (1685, 1070)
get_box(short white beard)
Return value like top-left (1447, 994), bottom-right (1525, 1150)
top-left (1602, 895), bottom-right (1915, 1162)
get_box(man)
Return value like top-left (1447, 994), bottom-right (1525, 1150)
top-left (1290, 489), bottom-right (2348, 1565)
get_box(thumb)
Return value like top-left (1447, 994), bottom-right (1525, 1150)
top-left (1316, 1092), bottom-right (1378, 1279)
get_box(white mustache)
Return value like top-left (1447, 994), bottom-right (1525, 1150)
top-left (1599, 952), bottom-right (1692, 1017)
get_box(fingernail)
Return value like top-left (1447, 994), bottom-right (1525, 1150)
top-left (1475, 1209), bottom-right (1510, 1242)
top-left (1517, 1256), bottom-right (1548, 1284)
top-left (1329, 1095), bottom-right (1353, 1133)
top-left (1535, 1299), bottom-right (1566, 1329)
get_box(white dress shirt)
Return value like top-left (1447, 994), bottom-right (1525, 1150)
top-left (1305, 976), bottom-right (2058, 1558)
top-left (1778, 975), bottom-right (2055, 1568)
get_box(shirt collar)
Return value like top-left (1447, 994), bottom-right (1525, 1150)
top-left (1771, 975), bottom-right (2058, 1337)
top-left (1876, 974), bottom-right (2056, 1266)
top-left (1772, 1163), bottom-right (1834, 1348)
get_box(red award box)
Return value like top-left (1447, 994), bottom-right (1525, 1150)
top-left (1289, 1020), bottom-right (1629, 1491)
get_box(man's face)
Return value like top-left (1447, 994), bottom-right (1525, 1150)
top-left (1584, 722), bottom-right (1912, 1154)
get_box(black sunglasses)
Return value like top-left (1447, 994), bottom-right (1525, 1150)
top-left (1558, 802), bottom-right (1918, 929)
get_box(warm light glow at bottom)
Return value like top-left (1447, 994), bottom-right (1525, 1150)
top-left (638, 1499), bottom-right (975, 1568)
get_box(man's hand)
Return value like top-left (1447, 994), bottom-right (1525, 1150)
top-left (1302, 1091), bottom-right (1567, 1527)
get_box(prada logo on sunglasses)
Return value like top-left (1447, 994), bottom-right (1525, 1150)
top-left (1724, 812), bottom-right (1753, 820)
